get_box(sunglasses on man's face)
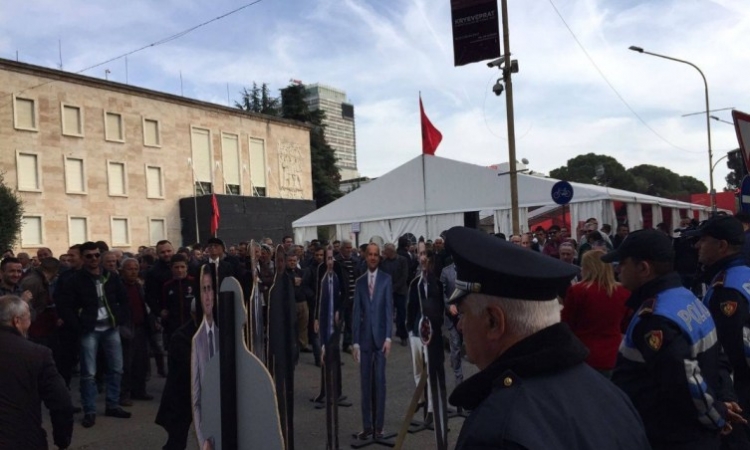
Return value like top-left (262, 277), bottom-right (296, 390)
top-left (84, 253), bottom-right (101, 260)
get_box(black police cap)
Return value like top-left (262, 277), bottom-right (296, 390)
top-left (444, 226), bottom-right (579, 304)
top-left (600, 229), bottom-right (674, 263)
top-left (682, 215), bottom-right (745, 245)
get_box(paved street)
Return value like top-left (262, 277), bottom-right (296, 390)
top-left (45, 338), bottom-right (478, 450)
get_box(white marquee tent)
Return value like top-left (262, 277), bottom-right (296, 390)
top-left (293, 155), bottom-right (713, 244)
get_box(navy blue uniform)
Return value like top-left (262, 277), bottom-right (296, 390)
top-left (702, 255), bottom-right (750, 446)
top-left (450, 323), bottom-right (649, 450)
top-left (614, 272), bottom-right (733, 449)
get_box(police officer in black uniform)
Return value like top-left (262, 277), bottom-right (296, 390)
top-left (444, 226), bottom-right (649, 450)
top-left (687, 215), bottom-right (750, 447)
top-left (602, 229), bottom-right (745, 450)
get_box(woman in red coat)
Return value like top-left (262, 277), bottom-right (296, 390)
top-left (561, 249), bottom-right (629, 377)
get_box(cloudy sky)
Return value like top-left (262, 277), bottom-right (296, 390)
top-left (3, 0), bottom-right (748, 190)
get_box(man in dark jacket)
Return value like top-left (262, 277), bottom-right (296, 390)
top-left (156, 301), bottom-right (199, 450)
top-left (0, 294), bottom-right (73, 450)
top-left (689, 215), bottom-right (750, 446)
top-left (119, 258), bottom-right (153, 405)
top-left (144, 240), bottom-right (175, 377)
top-left (445, 226), bottom-right (650, 450)
top-left (286, 252), bottom-right (309, 355)
top-left (379, 243), bottom-right (409, 346)
top-left (160, 254), bottom-right (196, 348)
top-left (56, 241), bottom-right (131, 428)
top-left (604, 229), bottom-right (746, 449)
top-left (335, 240), bottom-right (360, 352)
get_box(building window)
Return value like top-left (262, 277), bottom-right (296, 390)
top-left (249, 137), bottom-right (267, 197)
top-left (13, 96), bottom-right (37, 131)
top-left (64, 156), bottom-right (86, 194)
top-left (105, 112), bottom-right (124, 142)
top-left (68, 216), bottom-right (88, 246)
top-left (61, 103), bottom-right (84, 137)
top-left (145, 165), bottom-right (164, 199)
top-left (107, 161), bottom-right (127, 196)
top-left (149, 218), bottom-right (167, 245)
top-left (222, 132), bottom-right (241, 195)
top-left (111, 217), bottom-right (130, 246)
top-left (21, 215), bottom-right (43, 247)
top-left (16, 151), bottom-right (41, 192)
top-left (191, 127), bottom-right (213, 194)
top-left (342, 103), bottom-right (354, 119)
top-left (143, 118), bottom-right (161, 147)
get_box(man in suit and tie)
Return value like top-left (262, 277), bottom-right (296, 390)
top-left (352, 243), bottom-right (394, 440)
top-left (192, 267), bottom-right (219, 450)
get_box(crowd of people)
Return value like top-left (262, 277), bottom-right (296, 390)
top-left (4, 211), bottom-right (750, 449)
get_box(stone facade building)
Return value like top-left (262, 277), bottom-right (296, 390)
top-left (1, 58), bottom-right (313, 255)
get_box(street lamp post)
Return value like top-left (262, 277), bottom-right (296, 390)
top-left (628, 46), bottom-right (715, 212)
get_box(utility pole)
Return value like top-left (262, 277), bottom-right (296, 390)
top-left (501, 0), bottom-right (520, 234)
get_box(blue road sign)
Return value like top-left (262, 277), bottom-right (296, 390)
top-left (551, 181), bottom-right (574, 206)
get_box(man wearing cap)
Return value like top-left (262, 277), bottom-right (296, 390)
top-left (689, 215), bottom-right (750, 445)
top-left (205, 237), bottom-right (242, 283)
top-left (603, 229), bottom-right (744, 449)
top-left (445, 226), bottom-right (648, 450)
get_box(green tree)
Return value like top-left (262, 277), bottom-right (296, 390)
top-left (725, 149), bottom-right (745, 190)
top-left (0, 173), bottom-right (24, 251)
top-left (235, 82), bottom-right (280, 115)
top-left (628, 164), bottom-right (683, 197)
top-left (549, 153), bottom-right (637, 191)
top-left (624, 165), bottom-right (706, 198)
top-left (679, 175), bottom-right (707, 195)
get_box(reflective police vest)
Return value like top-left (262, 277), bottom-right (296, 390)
top-left (620, 286), bottom-right (724, 430)
top-left (704, 264), bottom-right (750, 312)
top-left (704, 264), bottom-right (750, 368)
top-left (623, 287), bottom-right (716, 359)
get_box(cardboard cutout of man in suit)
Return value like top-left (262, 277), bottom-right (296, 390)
top-left (192, 267), bottom-right (219, 450)
top-left (352, 243), bottom-right (394, 439)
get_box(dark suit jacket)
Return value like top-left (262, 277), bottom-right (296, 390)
top-left (156, 319), bottom-right (198, 431)
top-left (407, 273), bottom-right (444, 336)
top-left (352, 269), bottom-right (393, 351)
top-left (0, 325), bottom-right (73, 449)
top-left (316, 269), bottom-right (343, 346)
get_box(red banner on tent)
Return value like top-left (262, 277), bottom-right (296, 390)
top-left (210, 193), bottom-right (220, 236)
top-left (420, 97), bottom-right (443, 155)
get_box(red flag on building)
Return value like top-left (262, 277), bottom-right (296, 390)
top-left (420, 96), bottom-right (443, 155)
top-left (210, 193), bottom-right (220, 236)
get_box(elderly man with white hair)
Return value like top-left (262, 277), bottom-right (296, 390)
top-left (0, 295), bottom-right (73, 449)
top-left (444, 227), bottom-right (649, 450)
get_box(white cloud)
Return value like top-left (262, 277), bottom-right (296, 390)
top-left (1, 0), bottom-right (747, 191)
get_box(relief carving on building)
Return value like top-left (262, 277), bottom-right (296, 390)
top-left (277, 141), bottom-right (305, 199)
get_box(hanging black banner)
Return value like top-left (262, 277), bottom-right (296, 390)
top-left (450, 0), bottom-right (501, 67)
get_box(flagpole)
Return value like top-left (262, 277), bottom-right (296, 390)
top-left (188, 158), bottom-right (200, 244)
top-left (419, 92), bottom-right (430, 239)
top-left (422, 153), bottom-right (429, 239)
